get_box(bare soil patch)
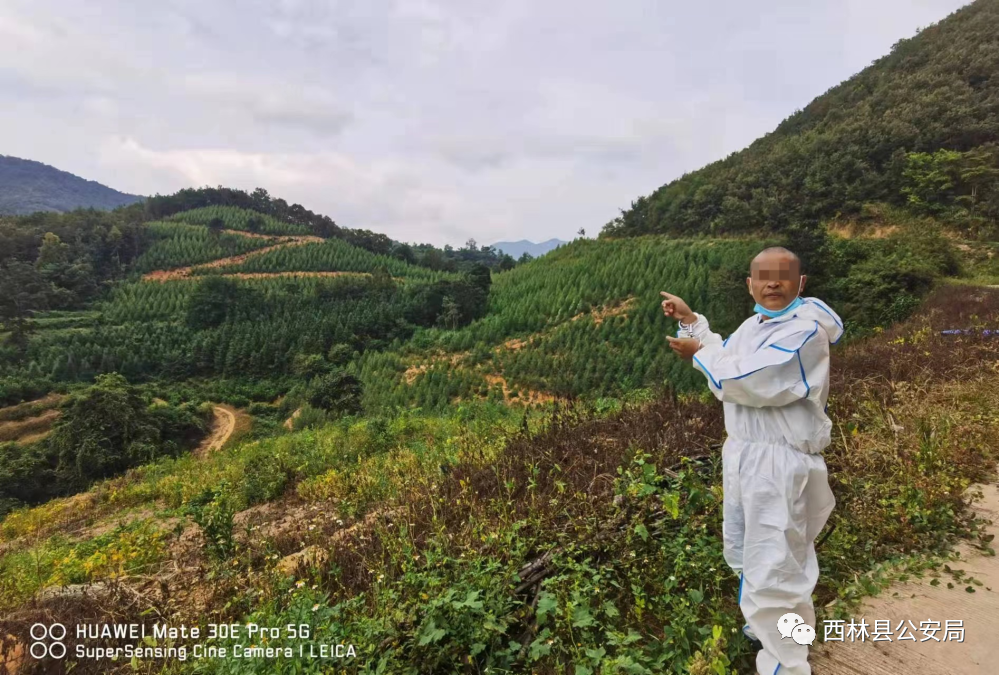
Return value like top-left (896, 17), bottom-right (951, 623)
top-left (483, 373), bottom-right (556, 406)
top-left (813, 480), bottom-right (999, 675)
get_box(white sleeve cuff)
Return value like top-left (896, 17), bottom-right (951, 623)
top-left (683, 313), bottom-right (710, 336)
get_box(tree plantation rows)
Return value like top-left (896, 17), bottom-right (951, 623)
top-left (358, 238), bottom-right (767, 408)
top-left (146, 186), bottom-right (385, 248)
top-left (1, 214), bottom-right (961, 411)
top-left (134, 222), bottom-right (276, 273)
top-left (203, 238), bottom-right (456, 281)
top-left (0, 200), bottom-right (508, 406)
top-left (146, 188), bottom-right (522, 272)
top-left (168, 205), bottom-right (312, 237)
top-left (0, 196), bottom-right (530, 387)
top-left (0, 270), bottom-right (491, 397)
top-left (356, 225), bottom-right (962, 410)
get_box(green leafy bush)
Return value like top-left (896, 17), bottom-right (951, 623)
top-left (184, 482), bottom-right (236, 562)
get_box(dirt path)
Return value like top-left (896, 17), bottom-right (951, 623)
top-left (194, 405), bottom-right (236, 457)
top-left (812, 480), bottom-right (999, 674)
top-left (142, 231), bottom-right (323, 282)
top-left (283, 407), bottom-right (302, 430)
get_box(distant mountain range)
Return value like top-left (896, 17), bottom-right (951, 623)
top-left (0, 155), bottom-right (144, 215)
top-left (490, 239), bottom-right (567, 259)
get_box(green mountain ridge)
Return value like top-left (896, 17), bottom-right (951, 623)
top-left (602, 0), bottom-right (999, 239)
top-left (0, 155), bottom-right (144, 215)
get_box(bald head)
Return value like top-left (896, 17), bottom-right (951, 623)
top-left (747, 246), bottom-right (806, 314)
top-left (751, 247), bottom-right (801, 275)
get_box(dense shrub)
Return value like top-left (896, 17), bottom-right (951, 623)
top-left (0, 373), bottom-right (209, 512)
top-left (306, 371), bottom-right (363, 418)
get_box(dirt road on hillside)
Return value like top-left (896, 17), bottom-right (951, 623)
top-left (812, 480), bottom-right (999, 674)
top-left (195, 405), bottom-right (236, 457)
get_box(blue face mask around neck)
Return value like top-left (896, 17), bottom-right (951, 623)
top-left (754, 279), bottom-right (805, 318)
top-left (755, 296), bottom-right (803, 318)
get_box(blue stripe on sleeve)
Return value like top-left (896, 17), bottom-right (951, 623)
top-left (695, 322), bottom-right (819, 392)
top-left (797, 351), bottom-right (810, 398)
top-left (692, 354), bottom-right (722, 389)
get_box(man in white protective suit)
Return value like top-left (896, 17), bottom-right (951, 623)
top-left (659, 247), bottom-right (843, 675)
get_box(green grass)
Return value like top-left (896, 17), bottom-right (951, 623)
top-left (0, 519), bottom-right (169, 610)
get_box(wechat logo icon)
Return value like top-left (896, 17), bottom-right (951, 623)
top-left (777, 613), bottom-right (815, 646)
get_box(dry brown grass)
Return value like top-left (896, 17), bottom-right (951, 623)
top-left (315, 392), bottom-right (724, 600)
top-left (0, 394), bottom-right (65, 423)
top-left (827, 223), bottom-right (901, 239)
top-left (0, 410), bottom-right (60, 443)
top-left (481, 373), bottom-right (556, 406)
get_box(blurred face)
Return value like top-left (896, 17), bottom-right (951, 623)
top-left (747, 251), bottom-right (806, 311)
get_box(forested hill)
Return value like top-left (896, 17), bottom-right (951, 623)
top-left (0, 155), bottom-right (143, 215)
top-left (601, 0), bottom-right (999, 239)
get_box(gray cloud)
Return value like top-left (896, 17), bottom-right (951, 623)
top-left (0, 0), bottom-right (972, 246)
top-left (179, 74), bottom-right (354, 136)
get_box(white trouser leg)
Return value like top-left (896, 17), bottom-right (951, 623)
top-left (734, 441), bottom-right (834, 675)
top-left (722, 438), bottom-right (746, 573)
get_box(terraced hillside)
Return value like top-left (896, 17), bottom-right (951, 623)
top-left (1, 207), bottom-right (470, 389)
top-left (1, 285), bottom-right (998, 675)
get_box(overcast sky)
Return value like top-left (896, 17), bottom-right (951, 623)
top-left (0, 0), bottom-right (971, 247)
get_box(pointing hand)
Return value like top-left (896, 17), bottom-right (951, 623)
top-left (660, 292), bottom-right (694, 324)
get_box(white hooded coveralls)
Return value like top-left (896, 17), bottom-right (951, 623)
top-left (682, 298), bottom-right (843, 675)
